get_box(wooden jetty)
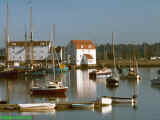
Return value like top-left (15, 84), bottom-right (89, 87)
top-left (55, 101), bottom-right (95, 110)
top-left (0, 96), bottom-right (136, 112)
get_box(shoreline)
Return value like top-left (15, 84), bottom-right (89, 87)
top-left (70, 59), bottom-right (160, 69)
top-left (97, 59), bottom-right (160, 68)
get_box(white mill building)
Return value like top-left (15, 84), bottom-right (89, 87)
top-left (66, 40), bottom-right (96, 66)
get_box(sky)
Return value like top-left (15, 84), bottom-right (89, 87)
top-left (0, 0), bottom-right (160, 47)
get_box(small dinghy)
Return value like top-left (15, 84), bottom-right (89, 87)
top-left (151, 77), bottom-right (160, 85)
top-left (71, 103), bottom-right (94, 109)
top-left (89, 68), bottom-right (112, 79)
top-left (18, 103), bottom-right (56, 112)
top-left (96, 95), bottom-right (136, 106)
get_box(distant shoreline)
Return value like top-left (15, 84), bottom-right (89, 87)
top-left (73, 59), bottom-right (160, 69)
top-left (97, 59), bottom-right (160, 68)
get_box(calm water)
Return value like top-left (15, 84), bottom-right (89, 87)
top-left (0, 68), bottom-right (160, 120)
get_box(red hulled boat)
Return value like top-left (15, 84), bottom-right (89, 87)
top-left (31, 81), bottom-right (68, 95)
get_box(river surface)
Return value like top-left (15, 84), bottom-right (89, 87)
top-left (0, 68), bottom-right (160, 120)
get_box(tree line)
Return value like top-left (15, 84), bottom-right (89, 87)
top-left (96, 42), bottom-right (160, 60)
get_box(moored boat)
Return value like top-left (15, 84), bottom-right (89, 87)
top-left (31, 81), bottom-right (68, 95)
top-left (71, 103), bottom-right (94, 109)
top-left (151, 77), bottom-right (160, 85)
top-left (96, 95), bottom-right (136, 106)
top-left (56, 65), bottom-right (69, 72)
top-left (106, 76), bottom-right (119, 87)
top-left (106, 32), bottom-right (119, 88)
top-left (120, 70), bottom-right (141, 80)
top-left (18, 103), bottom-right (56, 112)
top-left (31, 87), bottom-right (68, 95)
top-left (0, 68), bottom-right (19, 79)
top-left (121, 56), bottom-right (141, 80)
top-left (127, 67), bottom-right (141, 80)
top-left (89, 68), bottom-right (112, 79)
top-left (0, 100), bottom-right (7, 104)
top-left (96, 68), bottom-right (112, 78)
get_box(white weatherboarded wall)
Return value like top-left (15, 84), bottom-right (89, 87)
top-left (33, 46), bottom-right (49, 60)
top-left (76, 49), bottom-right (96, 65)
top-left (8, 46), bottom-right (50, 61)
top-left (8, 46), bottom-right (25, 61)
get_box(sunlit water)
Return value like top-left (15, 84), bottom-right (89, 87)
top-left (0, 68), bottom-right (160, 120)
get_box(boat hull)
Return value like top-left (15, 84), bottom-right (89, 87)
top-left (106, 78), bottom-right (119, 87)
top-left (151, 79), bottom-right (160, 85)
top-left (31, 87), bottom-right (68, 95)
top-left (71, 103), bottom-right (94, 109)
top-left (89, 71), bottom-right (112, 79)
top-left (120, 74), bottom-right (141, 80)
top-left (0, 70), bottom-right (19, 79)
top-left (19, 103), bottom-right (56, 112)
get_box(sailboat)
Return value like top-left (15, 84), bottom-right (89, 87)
top-left (30, 25), bottom-right (68, 95)
top-left (106, 32), bottom-right (119, 87)
top-left (31, 80), bottom-right (68, 95)
top-left (127, 56), bottom-right (141, 80)
top-left (120, 56), bottom-right (141, 80)
top-left (0, 0), bottom-right (20, 79)
top-left (30, 44), bottom-right (68, 95)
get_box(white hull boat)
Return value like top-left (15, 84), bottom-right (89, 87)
top-left (18, 103), bottom-right (56, 112)
top-left (89, 68), bottom-right (112, 79)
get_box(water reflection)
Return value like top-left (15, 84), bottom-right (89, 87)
top-left (70, 69), bottom-right (96, 100)
top-left (1, 78), bottom-right (32, 104)
top-left (126, 79), bottom-right (141, 96)
top-left (0, 79), bottom-right (7, 101)
top-left (151, 84), bottom-right (160, 93)
top-left (0, 68), bottom-right (160, 120)
top-left (20, 111), bottom-right (56, 116)
top-left (30, 73), bottom-right (69, 103)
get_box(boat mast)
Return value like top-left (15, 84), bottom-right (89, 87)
top-left (51, 42), bottom-right (55, 80)
top-left (112, 32), bottom-right (116, 69)
top-left (6, 0), bottom-right (10, 66)
top-left (134, 56), bottom-right (137, 73)
top-left (24, 24), bottom-right (28, 64)
top-left (60, 47), bottom-right (63, 62)
top-left (24, 0), bottom-right (27, 64)
top-left (133, 43), bottom-right (136, 73)
top-left (29, 6), bottom-right (34, 67)
top-left (53, 24), bottom-right (56, 81)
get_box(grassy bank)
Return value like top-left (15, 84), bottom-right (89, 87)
top-left (97, 59), bottom-right (160, 67)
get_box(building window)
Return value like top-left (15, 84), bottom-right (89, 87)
top-left (88, 45), bottom-right (91, 48)
top-left (81, 45), bottom-right (83, 48)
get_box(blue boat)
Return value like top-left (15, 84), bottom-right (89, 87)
top-left (56, 66), bottom-right (69, 72)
